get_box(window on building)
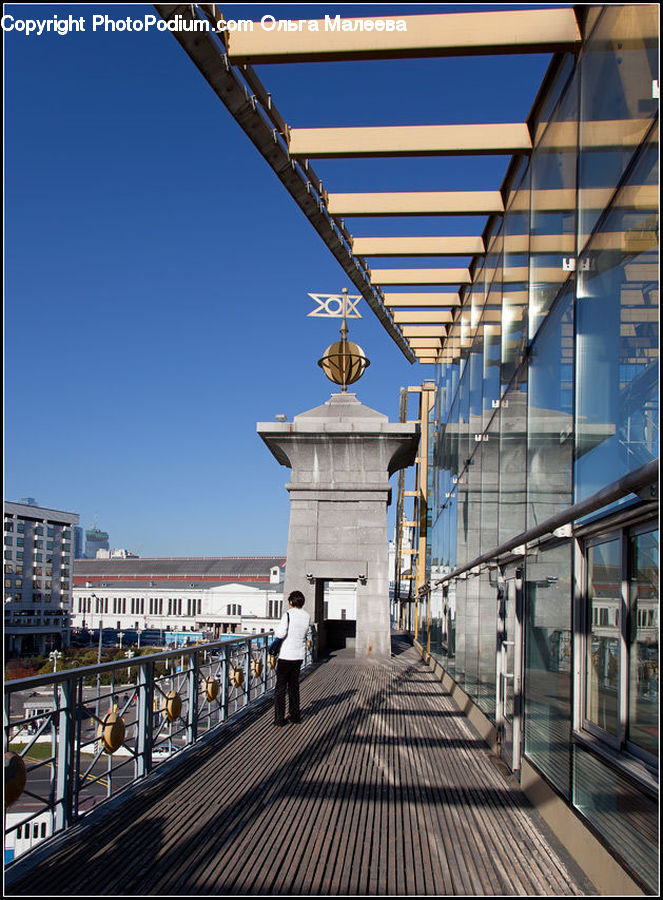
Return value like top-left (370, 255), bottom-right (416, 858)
top-left (17, 522), bottom-right (24, 533)
top-left (583, 523), bottom-right (658, 764)
top-left (17, 537), bottom-right (24, 547)
top-left (46, 541), bottom-right (53, 551)
top-left (34, 567), bottom-right (42, 577)
top-left (5, 520), bottom-right (14, 532)
top-left (35, 540), bottom-right (43, 549)
top-left (47, 527), bottom-right (54, 537)
top-left (36, 526), bottom-right (44, 536)
top-left (5, 537), bottom-right (13, 546)
top-left (5, 551), bottom-right (12, 561)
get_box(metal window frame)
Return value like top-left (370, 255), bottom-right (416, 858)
top-left (576, 514), bottom-right (659, 780)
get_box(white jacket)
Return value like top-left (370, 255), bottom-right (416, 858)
top-left (274, 607), bottom-right (311, 661)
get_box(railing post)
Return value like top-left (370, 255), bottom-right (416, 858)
top-left (54, 677), bottom-right (76, 831)
top-left (187, 649), bottom-right (199, 745)
top-left (221, 644), bottom-right (229, 722)
top-left (244, 639), bottom-right (251, 708)
top-left (136, 658), bottom-right (154, 779)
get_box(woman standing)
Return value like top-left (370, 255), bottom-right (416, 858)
top-left (273, 590), bottom-right (310, 726)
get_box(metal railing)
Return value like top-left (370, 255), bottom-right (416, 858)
top-left (4, 633), bottom-right (314, 861)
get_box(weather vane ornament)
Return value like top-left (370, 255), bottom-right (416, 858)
top-left (308, 288), bottom-right (370, 392)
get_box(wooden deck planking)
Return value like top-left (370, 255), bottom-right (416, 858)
top-left (5, 639), bottom-right (594, 896)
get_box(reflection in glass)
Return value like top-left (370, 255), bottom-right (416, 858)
top-left (578, 5), bottom-right (659, 248)
top-left (498, 373), bottom-right (527, 543)
top-left (530, 66), bottom-right (578, 338)
top-left (477, 572), bottom-right (497, 717)
top-left (586, 539), bottom-right (621, 736)
top-left (524, 543), bottom-right (573, 797)
top-left (527, 288), bottom-right (574, 527)
top-left (502, 176), bottom-right (529, 390)
top-left (628, 529), bottom-right (658, 757)
top-left (464, 577), bottom-right (479, 699)
top-left (575, 127), bottom-right (659, 502)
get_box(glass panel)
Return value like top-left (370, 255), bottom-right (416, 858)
top-left (530, 66), bottom-right (578, 339)
top-left (445, 585), bottom-right (456, 678)
top-left (480, 407), bottom-right (500, 554)
top-left (573, 744), bottom-right (658, 892)
top-left (628, 528), bottom-right (658, 757)
top-left (477, 572), bottom-right (497, 718)
top-left (498, 370), bottom-right (527, 543)
top-left (527, 287), bottom-right (574, 528)
top-left (464, 577), bottom-right (479, 700)
top-left (453, 579), bottom-right (466, 685)
top-left (524, 542), bottom-right (573, 797)
top-left (579, 5), bottom-right (659, 249)
top-left (502, 188), bottom-right (529, 392)
top-left (575, 126), bottom-right (659, 503)
top-left (586, 539), bottom-right (622, 737)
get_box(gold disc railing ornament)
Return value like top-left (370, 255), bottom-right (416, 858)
top-left (97, 710), bottom-right (126, 754)
top-left (231, 666), bottom-right (244, 687)
top-left (5, 752), bottom-right (27, 807)
top-left (250, 658), bottom-right (263, 678)
top-left (204, 676), bottom-right (219, 702)
top-left (163, 690), bottom-right (182, 722)
top-left (268, 653), bottom-right (278, 669)
top-left (307, 638), bottom-right (312, 650)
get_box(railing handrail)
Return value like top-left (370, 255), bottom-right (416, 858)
top-left (425, 457), bottom-right (658, 593)
top-left (4, 633), bottom-right (273, 694)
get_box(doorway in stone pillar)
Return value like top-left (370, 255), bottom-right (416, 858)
top-left (315, 579), bottom-right (358, 652)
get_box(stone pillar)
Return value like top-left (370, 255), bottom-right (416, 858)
top-left (258, 393), bottom-right (419, 660)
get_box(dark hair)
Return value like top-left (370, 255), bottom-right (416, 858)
top-left (288, 590), bottom-right (305, 608)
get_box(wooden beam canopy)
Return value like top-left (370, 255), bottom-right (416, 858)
top-left (288, 123), bottom-right (532, 158)
top-left (352, 236), bottom-right (485, 256)
top-left (225, 9), bottom-right (581, 64)
top-left (328, 191), bottom-right (504, 216)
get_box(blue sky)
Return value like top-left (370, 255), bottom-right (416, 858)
top-left (4, 4), bottom-right (553, 555)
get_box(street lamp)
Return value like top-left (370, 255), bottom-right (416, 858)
top-left (49, 650), bottom-right (63, 672)
top-left (89, 593), bottom-right (104, 720)
top-left (118, 631), bottom-right (124, 649)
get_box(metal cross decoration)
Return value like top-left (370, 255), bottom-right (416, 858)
top-left (308, 288), bottom-right (370, 391)
top-left (307, 289), bottom-right (362, 318)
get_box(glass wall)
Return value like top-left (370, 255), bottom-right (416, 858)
top-left (575, 122), bottom-right (659, 503)
top-left (524, 542), bottom-right (573, 798)
top-left (422, 7), bottom-right (658, 892)
top-left (527, 287), bottom-right (574, 528)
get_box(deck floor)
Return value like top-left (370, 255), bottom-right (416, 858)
top-left (6, 637), bottom-right (595, 896)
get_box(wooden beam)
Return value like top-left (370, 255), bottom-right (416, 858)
top-left (383, 292), bottom-right (462, 307)
top-left (371, 268), bottom-right (471, 286)
top-left (226, 9), bottom-right (582, 64)
top-left (393, 310), bottom-right (454, 324)
top-left (328, 191), bottom-right (504, 216)
top-left (408, 338), bottom-right (443, 348)
top-left (351, 236), bottom-right (485, 256)
top-left (402, 326), bottom-right (447, 338)
top-left (288, 123), bottom-right (532, 158)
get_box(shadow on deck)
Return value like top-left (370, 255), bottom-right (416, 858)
top-left (5, 635), bottom-right (595, 896)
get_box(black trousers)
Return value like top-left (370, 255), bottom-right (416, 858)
top-left (274, 658), bottom-right (302, 723)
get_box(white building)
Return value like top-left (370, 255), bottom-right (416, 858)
top-left (4, 500), bottom-right (79, 655)
top-left (72, 556), bottom-right (288, 637)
